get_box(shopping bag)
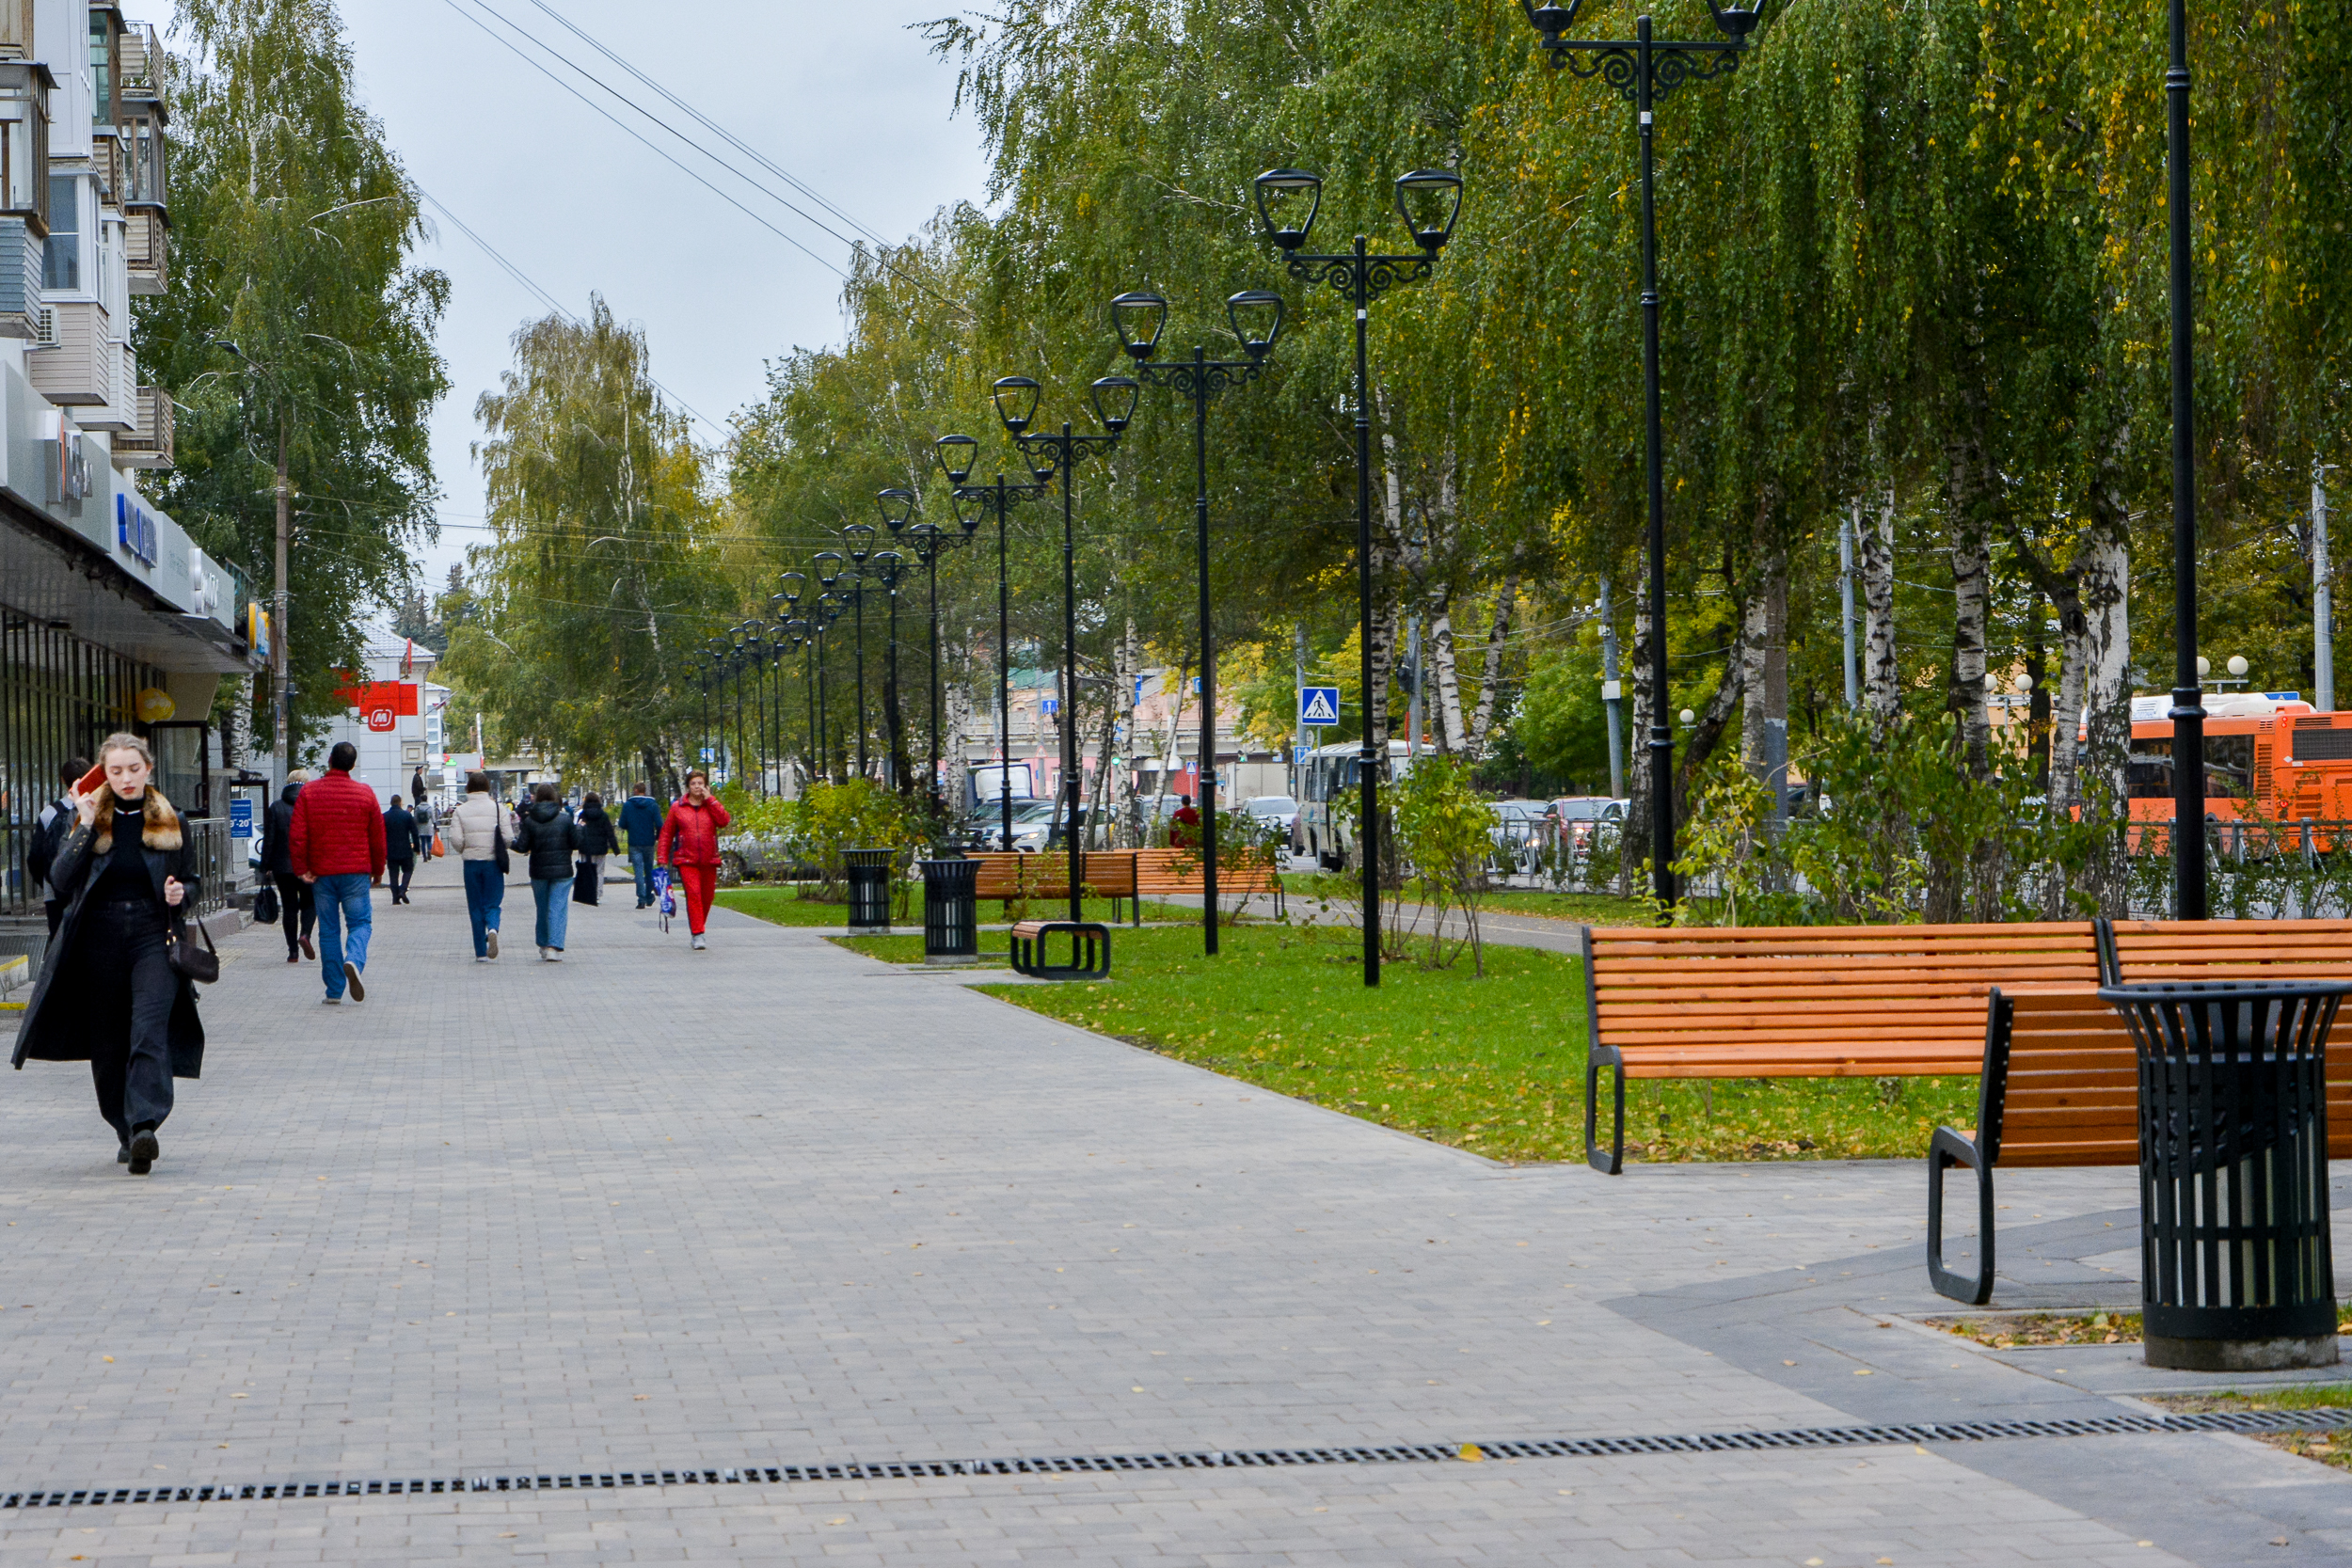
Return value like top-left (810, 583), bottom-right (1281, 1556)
top-left (253, 880), bottom-right (279, 926)
top-left (572, 856), bottom-right (599, 906)
top-left (432, 834), bottom-right (446, 859)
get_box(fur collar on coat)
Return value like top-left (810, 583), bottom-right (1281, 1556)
top-left (89, 784), bottom-right (182, 855)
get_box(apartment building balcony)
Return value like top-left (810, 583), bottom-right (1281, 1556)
top-left (0, 214), bottom-right (40, 338)
top-left (113, 382), bottom-right (169, 468)
top-left (124, 201), bottom-right (163, 293)
top-left (27, 299), bottom-right (112, 406)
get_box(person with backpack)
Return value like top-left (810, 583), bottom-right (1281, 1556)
top-left (383, 795), bottom-right (418, 906)
top-left (440, 771), bottom-right (506, 962)
top-left (28, 756), bottom-right (87, 937)
top-left (617, 782), bottom-right (664, 908)
top-left (513, 782), bottom-right (580, 961)
top-left (656, 770), bottom-right (730, 951)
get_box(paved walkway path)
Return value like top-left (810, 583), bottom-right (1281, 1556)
top-left (0, 856), bottom-right (2346, 1563)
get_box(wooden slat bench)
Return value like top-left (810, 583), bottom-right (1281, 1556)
top-left (1927, 989), bottom-right (2137, 1304)
top-left (2099, 917), bottom-right (2352, 1158)
top-left (1579, 922), bottom-right (2106, 1173)
top-left (1132, 847), bottom-right (1283, 898)
top-left (966, 851), bottom-right (1143, 926)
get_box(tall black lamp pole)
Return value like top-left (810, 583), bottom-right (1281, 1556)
top-left (1511, 0), bottom-right (1763, 911)
top-left (1110, 288), bottom-right (1286, 956)
top-left (936, 436), bottom-right (1051, 853)
top-left (1254, 166), bottom-right (1462, 987)
top-left (990, 374), bottom-right (1137, 927)
top-left (2165, 0), bottom-right (2205, 918)
top-left (873, 547), bottom-right (910, 789)
top-left (842, 523), bottom-right (876, 781)
top-left (903, 516), bottom-right (957, 808)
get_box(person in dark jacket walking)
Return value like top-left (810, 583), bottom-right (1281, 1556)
top-left (384, 796), bottom-right (418, 905)
top-left (513, 782), bottom-right (580, 960)
top-left (258, 772), bottom-right (315, 963)
top-left (11, 732), bottom-right (204, 1174)
top-left (617, 782), bottom-right (664, 907)
top-left (576, 792), bottom-right (619, 895)
top-left (27, 756), bottom-right (87, 937)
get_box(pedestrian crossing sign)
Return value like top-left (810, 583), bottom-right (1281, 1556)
top-left (1299, 686), bottom-right (1341, 726)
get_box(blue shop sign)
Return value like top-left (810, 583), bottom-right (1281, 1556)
top-left (116, 493), bottom-right (158, 567)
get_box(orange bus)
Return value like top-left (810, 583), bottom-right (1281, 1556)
top-left (2124, 693), bottom-right (2352, 842)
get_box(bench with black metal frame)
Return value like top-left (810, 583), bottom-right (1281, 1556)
top-left (1578, 922), bottom-right (2106, 1175)
top-left (1009, 919), bottom-right (1112, 981)
top-left (1925, 987), bottom-right (2136, 1305)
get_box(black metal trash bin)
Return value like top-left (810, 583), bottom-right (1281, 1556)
top-left (844, 848), bottom-right (894, 933)
top-left (2100, 980), bottom-right (2349, 1371)
top-left (920, 856), bottom-right (978, 967)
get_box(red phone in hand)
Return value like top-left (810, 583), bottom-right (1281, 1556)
top-left (75, 761), bottom-right (105, 796)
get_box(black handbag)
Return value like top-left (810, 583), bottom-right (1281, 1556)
top-left (572, 857), bottom-right (599, 905)
top-left (253, 880), bottom-right (279, 926)
top-left (167, 913), bottom-right (220, 985)
top-left (493, 823), bottom-right (511, 875)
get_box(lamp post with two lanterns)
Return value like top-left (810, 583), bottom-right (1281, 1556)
top-left (1110, 287), bottom-right (1286, 958)
top-left (934, 439), bottom-right (1052, 854)
top-left (1252, 165), bottom-right (1462, 988)
top-left (1508, 0), bottom-right (1766, 913)
top-left (987, 372), bottom-right (1139, 928)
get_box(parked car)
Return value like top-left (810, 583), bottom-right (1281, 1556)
top-left (1239, 795), bottom-right (1299, 845)
top-left (961, 799), bottom-right (1057, 850)
top-left (1009, 805), bottom-right (1095, 852)
top-left (1487, 799), bottom-right (1550, 873)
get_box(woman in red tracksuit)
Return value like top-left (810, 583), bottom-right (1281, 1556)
top-left (656, 771), bottom-right (731, 950)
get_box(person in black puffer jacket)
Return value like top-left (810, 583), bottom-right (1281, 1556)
top-left (575, 792), bottom-right (620, 904)
top-left (258, 774), bottom-right (316, 963)
top-left (511, 782), bottom-right (580, 961)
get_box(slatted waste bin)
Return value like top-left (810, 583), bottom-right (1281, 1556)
top-left (844, 848), bottom-right (894, 934)
top-left (919, 856), bottom-right (977, 967)
top-left (2100, 980), bottom-right (2350, 1371)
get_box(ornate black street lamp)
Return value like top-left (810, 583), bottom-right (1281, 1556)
top-left (936, 436), bottom-right (1052, 853)
top-left (903, 515), bottom-right (958, 807)
top-left (1254, 165), bottom-right (1461, 987)
top-left (1509, 0), bottom-right (1761, 911)
top-left (1112, 286), bottom-right (1285, 957)
top-left (990, 372), bottom-right (1136, 927)
top-left (2162, 0), bottom-right (2205, 918)
top-left (842, 523), bottom-right (877, 781)
top-left (872, 546), bottom-right (911, 789)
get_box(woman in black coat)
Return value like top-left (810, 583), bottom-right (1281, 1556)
top-left (575, 791), bottom-right (619, 899)
top-left (12, 732), bottom-right (205, 1174)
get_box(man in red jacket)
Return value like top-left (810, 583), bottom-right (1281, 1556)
top-left (656, 770), bottom-right (730, 950)
top-left (289, 741), bottom-right (387, 1003)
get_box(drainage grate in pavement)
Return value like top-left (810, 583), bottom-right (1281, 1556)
top-left (8, 1409), bottom-right (2345, 1509)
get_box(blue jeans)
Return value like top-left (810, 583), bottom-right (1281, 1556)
top-left (531, 877), bottom-right (571, 952)
top-left (463, 859), bottom-right (504, 958)
top-left (312, 872), bottom-right (373, 996)
top-left (629, 845), bottom-right (657, 906)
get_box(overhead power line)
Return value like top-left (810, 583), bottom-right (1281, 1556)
top-left (409, 182), bottom-right (729, 442)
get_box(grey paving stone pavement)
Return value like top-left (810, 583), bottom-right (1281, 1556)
top-left (0, 856), bottom-right (2341, 1563)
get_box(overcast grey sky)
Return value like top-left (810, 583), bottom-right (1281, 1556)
top-left (332, 0), bottom-right (993, 591)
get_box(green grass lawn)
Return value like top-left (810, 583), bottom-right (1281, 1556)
top-left (822, 917), bottom-right (1972, 1165)
top-left (719, 883), bottom-right (1193, 928)
top-left (1274, 873), bottom-right (1647, 927)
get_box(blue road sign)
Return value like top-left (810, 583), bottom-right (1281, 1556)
top-left (700, 747), bottom-right (716, 762)
top-left (229, 797), bottom-right (254, 839)
top-left (1042, 697), bottom-right (1060, 717)
top-left (1299, 686), bottom-right (1341, 726)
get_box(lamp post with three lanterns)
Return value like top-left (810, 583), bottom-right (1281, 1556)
top-left (933, 438), bottom-right (1052, 854)
top-left (986, 372), bottom-right (1138, 927)
top-left (1252, 165), bottom-right (1462, 987)
top-left (1108, 287), bottom-right (1286, 957)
